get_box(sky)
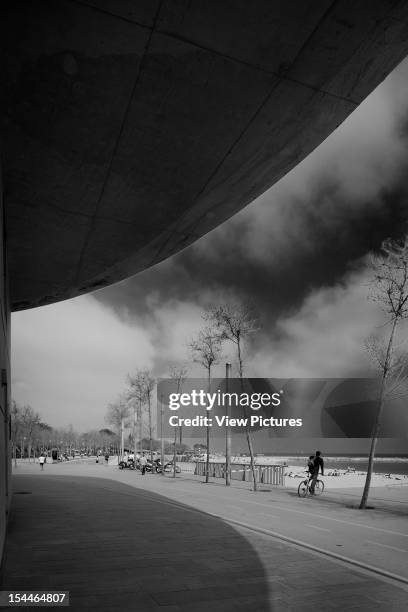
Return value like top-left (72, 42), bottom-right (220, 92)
top-left (11, 57), bottom-right (408, 453)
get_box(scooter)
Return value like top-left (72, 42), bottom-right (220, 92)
top-left (118, 458), bottom-right (135, 470)
top-left (164, 461), bottom-right (181, 474)
top-left (145, 459), bottom-right (161, 473)
top-left (154, 460), bottom-right (181, 474)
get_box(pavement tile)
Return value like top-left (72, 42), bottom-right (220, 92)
top-left (157, 580), bottom-right (269, 605)
top-left (179, 594), bottom-right (288, 612)
top-left (69, 591), bottom-right (162, 611)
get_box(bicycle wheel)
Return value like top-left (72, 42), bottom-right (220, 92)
top-left (314, 480), bottom-right (324, 495)
top-left (298, 480), bottom-right (308, 497)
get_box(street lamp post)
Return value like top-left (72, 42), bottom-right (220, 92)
top-left (133, 401), bottom-right (137, 462)
top-left (160, 394), bottom-right (165, 476)
top-left (120, 417), bottom-right (124, 461)
top-left (138, 397), bottom-right (142, 453)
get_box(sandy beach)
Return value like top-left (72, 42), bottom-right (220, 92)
top-left (282, 465), bottom-right (408, 488)
top-left (223, 455), bottom-right (408, 488)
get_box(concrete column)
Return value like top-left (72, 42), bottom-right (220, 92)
top-left (0, 167), bottom-right (11, 578)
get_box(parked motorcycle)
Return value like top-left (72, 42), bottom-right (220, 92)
top-left (154, 460), bottom-right (181, 474)
top-left (118, 458), bottom-right (135, 470)
top-left (164, 461), bottom-right (181, 474)
top-left (133, 458), bottom-right (182, 474)
top-left (145, 458), bottom-right (161, 473)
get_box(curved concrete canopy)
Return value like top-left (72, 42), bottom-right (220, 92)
top-left (3, 1), bottom-right (408, 311)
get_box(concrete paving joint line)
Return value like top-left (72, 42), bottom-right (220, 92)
top-left (132, 488), bottom-right (408, 590)
top-left (222, 516), bottom-right (408, 590)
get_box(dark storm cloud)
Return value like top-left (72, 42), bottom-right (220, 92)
top-left (12, 60), bottom-right (408, 428)
top-left (94, 57), bottom-right (408, 341)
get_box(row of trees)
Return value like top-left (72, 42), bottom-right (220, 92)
top-left (105, 371), bottom-right (155, 461)
top-left (105, 301), bottom-right (261, 485)
top-left (189, 304), bottom-right (259, 487)
top-left (10, 402), bottom-right (46, 464)
top-left (10, 403), bottom-right (121, 464)
top-left (105, 369), bottom-right (181, 476)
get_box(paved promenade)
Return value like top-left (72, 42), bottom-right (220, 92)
top-left (1, 462), bottom-right (407, 611)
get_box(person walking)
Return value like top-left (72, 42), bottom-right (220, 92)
top-left (39, 454), bottom-right (45, 470)
top-left (310, 450), bottom-right (324, 494)
top-left (139, 453), bottom-right (147, 475)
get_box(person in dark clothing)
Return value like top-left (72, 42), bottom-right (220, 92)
top-left (310, 450), bottom-right (324, 494)
top-left (307, 455), bottom-right (315, 476)
top-left (139, 453), bottom-right (147, 475)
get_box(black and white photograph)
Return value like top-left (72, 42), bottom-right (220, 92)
top-left (1, 2), bottom-right (408, 611)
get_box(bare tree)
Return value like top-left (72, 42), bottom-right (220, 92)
top-left (76, 429), bottom-right (105, 455)
top-left (169, 364), bottom-right (188, 447)
top-left (127, 371), bottom-right (147, 456)
top-left (10, 401), bottom-right (22, 466)
top-left (189, 327), bottom-right (223, 483)
top-left (23, 406), bottom-right (41, 461)
top-left (20, 405), bottom-right (41, 462)
top-left (169, 364), bottom-right (188, 478)
top-left (61, 424), bottom-right (78, 457)
top-left (36, 422), bottom-right (53, 455)
top-left (360, 237), bottom-right (408, 509)
top-left (105, 396), bottom-right (131, 460)
top-left (99, 428), bottom-right (117, 454)
top-left (206, 302), bottom-right (259, 490)
top-left (143, 372), bottom-right (156, 466)
top-left (10, 409), bottom-right (51, 458)
top-left (128, 370), bottom-right (156, 464)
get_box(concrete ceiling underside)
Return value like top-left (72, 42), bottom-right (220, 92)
top-left (2, 0), bottom-right (408, 311)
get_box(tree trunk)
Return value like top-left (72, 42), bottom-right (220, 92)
top-left (238, 339), bottom-right (257, 491)
top-left (160, 396), bottom-right (165, 477)
top-left (148, 396), bottom-right (153, 468)
top-left (138, 399), bottom-right (142, 453)
top-left (173, 425), bottom-right (177, 478)
top-left (133, 403), bottom-right (137, 461)
top-left (205, 369), bottom-right (211, 483)
top-left (205, 423), bottom-right (210, 483)
top-left (359, 318), bottom-right (397, 509)
top-left (225, 362), bottom-right (232, 486)
top-left (120, 418), bottom-right (124, 461)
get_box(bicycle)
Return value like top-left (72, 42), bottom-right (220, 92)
top-left (297, 471), bottom-right (324, 497)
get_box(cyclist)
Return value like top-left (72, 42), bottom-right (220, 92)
top-left (307, 455), bottom-right (315, 477)
top-left (310, 450), bottom-right (324, 494)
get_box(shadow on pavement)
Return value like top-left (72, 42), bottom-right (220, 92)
top-left (2, 474), bottom-right (272, 612)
